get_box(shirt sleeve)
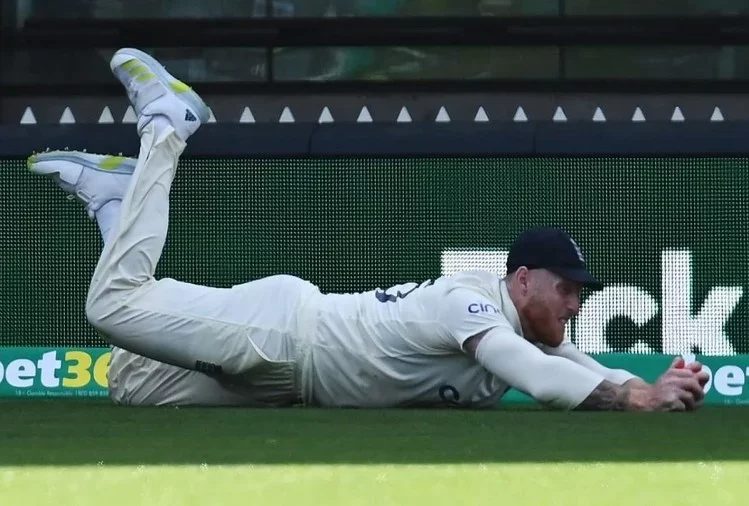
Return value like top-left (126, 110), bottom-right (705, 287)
top-left (540, 342), bottom-right (640, 385)
top-left (474, 328), bottom-right (606, 409)
top-left (438, 288), bottom-right (510, 348)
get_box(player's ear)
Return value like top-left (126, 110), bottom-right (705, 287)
top-left (513, 267), bottom-right (531, 294)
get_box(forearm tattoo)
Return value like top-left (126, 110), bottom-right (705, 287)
top-left (574, 380), bottom-right (632, 411)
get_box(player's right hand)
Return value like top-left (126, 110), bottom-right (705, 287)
top-left (670, 356), bottom-right (710, 388)
top-left (649, 357), bottom-right (708, 412)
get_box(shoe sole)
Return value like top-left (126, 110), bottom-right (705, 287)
top-left (111, 48), bottom-right (210, 124)
top-left (28, 151), bottom-right (137, 176)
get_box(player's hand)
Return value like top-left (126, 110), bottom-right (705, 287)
top-left (671, 356), bottom-right (710, 388)
top-left (648, 357), bottom-right (707, 412)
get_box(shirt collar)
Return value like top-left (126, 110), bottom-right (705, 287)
top-left (498, 278), bottom-right (524, 338)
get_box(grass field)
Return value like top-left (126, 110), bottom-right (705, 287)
top-left (1, 400), bottom-right (747, 506)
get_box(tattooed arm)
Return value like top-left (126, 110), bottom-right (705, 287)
top-left (464, 329), bottom-right (614, 410)
top-left (540, 342), bottom-right (641, 386)
top-left (464, 330), bottom-right (704, 412)
top-left (574, 380), bottom-right (648, 411)
top-left (575, 364), bottom-right (707, 412)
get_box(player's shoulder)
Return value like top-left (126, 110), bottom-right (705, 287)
top-left (437, 270), bottom-right (501, 293)
top-left (433, 270), bottom-right (505, 312)
top-left (434, 270), bottom-right (512, 333)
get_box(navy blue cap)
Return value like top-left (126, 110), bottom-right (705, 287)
top-left (506, 227), bottom-right (603, 290)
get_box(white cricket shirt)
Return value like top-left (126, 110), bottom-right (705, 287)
top-left (303, 270), bottom-right (529, 408)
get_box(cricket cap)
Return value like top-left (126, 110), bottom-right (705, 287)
top-left (506, 227), bottom-right (603, 290)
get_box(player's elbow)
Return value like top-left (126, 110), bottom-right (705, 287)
top-left (473, 332), bottom-right (596, 410)
top-left (462, 330), bottom-right (492, 358)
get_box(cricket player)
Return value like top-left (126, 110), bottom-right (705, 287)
top-left (28, 48), bottom-right (708, 412)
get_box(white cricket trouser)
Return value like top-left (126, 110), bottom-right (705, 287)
top-left (85, 123), bottom-right (320, 406)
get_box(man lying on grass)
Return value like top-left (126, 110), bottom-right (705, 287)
top-left (29, 47), bottom-right (708, 411)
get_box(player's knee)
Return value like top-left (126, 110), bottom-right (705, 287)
top-left (84, 284), bottom-right (127, 336)
top-left (84, 295), bottom-right (112, 335)
top-left (86, 256), bottom-right (151, 311)
top-left (85, 282), bottom-right (157, 352)
top-left (85, 299), bottom-right (137, 352)
top-left (86, 271), bottom-right (112, 324)
top-left (85, 274), bottom-right (143, 333)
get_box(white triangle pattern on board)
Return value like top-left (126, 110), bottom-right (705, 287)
top-left (13, 104), bottom-right (743, 124)
top-left (513, 106), bottom-right (528, 122)
top-left (357, 106), bottom-right (373, 123)
top-left (20, 107), bottom-right (37, 125)
top-left (552, 106), bottom-right (567, 122)
top-left (474, 106), bottom-right (489, 122)
top-left (239, 107), bottom-right (255, 123)
top-left (279, 107), bottom-right (295, 123)
top-left (59, 107), bottom-right (75, 124)
top-left (396, 106), bottom-right (412, 123)
top-left (435, 106), bottom-right (451, 123)
top-left (632, 107), bottom-right (646, 122)
top-left (98, 106), bottom-right (114, 124)
top-left (318, 106), bottom-right (334, 124)
top-left (122, 106), bottom-right (137, 123)
top-left (671, 106), bottom-right (685, 122)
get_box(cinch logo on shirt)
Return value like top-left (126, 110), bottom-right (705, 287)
top-left (468, 303), bottom-right (500, 314)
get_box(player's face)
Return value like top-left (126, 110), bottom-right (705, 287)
top-left (523, 270), bottom-right (582, 347)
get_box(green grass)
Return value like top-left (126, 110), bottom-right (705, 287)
top-left (1, 401), bottom-right (748, 505)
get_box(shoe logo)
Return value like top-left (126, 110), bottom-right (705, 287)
top-left (185, 109), bottom-right (197, 122)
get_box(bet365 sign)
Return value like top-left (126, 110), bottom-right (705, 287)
top-left (441, 249), bottom-right (743, 356)
top-left (0, 348), bottom-right (110, 398)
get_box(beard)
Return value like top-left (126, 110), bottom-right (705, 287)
top-left (522, 298), bottom-right (567, 347)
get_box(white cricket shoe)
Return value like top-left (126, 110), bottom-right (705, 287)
top-left (28, 150), bottom-right (136, 219)
top-left (109, 48), bottom-right (210, 141)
